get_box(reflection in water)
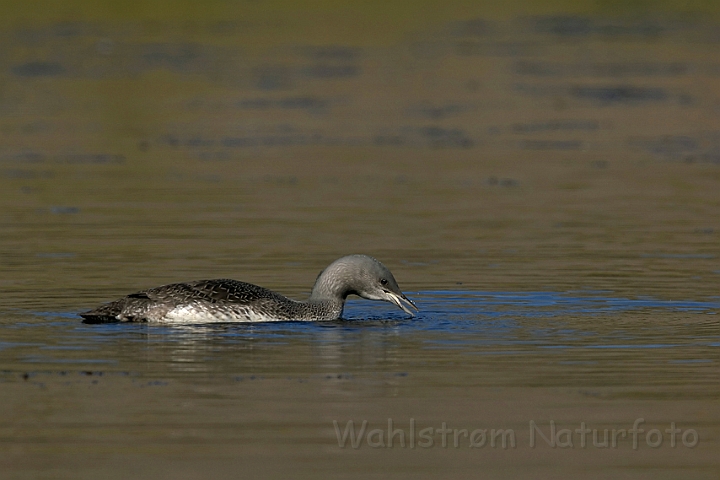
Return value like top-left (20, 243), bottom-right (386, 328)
top-left (2, 291), bottom-right (717, 382)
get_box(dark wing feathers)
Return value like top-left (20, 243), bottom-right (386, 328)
top-left (185, 279), bottom-right (280, 303)
top-left (127, 292), bottom-right (151, 299)
top-left (80, 279), bottom-right (284, 323)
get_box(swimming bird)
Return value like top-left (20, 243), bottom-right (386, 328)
top-left (80, 254), bottom-right (418, 323)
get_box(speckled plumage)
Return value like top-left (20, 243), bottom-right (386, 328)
top-left (80, 255), bottom-right (417, 324)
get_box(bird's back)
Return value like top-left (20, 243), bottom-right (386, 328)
top-left (80, 279), bottom-right (289, 323)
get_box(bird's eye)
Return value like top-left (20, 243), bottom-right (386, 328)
top-left (380, 278), bottom-right (388, 286)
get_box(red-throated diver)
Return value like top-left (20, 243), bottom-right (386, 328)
top-left (80, 254), bottom-right (418, 323)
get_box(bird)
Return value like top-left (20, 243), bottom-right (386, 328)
top-left (79, 254), bottom-right (418, 323)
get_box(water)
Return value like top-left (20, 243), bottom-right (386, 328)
top-left (1, 7), bottom-right (720, 480)
top-left (6, 292), bottom-right (719, 380)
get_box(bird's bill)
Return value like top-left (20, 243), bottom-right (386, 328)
top-left (386, 291), bottom-right (419, 316)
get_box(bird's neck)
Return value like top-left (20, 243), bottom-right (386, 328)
top-left (309, 264), bottom-right (354, 302)
top-left (296, 297), bottom-right (345, 321)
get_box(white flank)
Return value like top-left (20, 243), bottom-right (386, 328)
top-left (162, 305), bottom-right (283, 323)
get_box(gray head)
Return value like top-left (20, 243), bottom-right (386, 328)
top-left (311, 254), bottom-right (418, 315)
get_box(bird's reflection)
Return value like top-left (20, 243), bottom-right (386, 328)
top-left (133, 316), bottom-right (408, 396)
